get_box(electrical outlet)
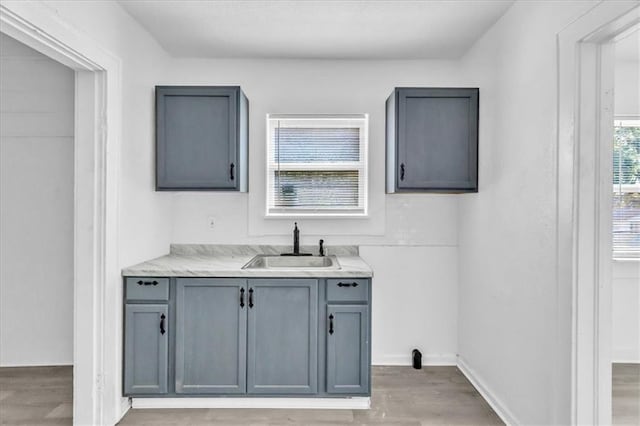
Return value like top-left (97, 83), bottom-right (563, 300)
top-left (207, 216), bottom-right (215, 229)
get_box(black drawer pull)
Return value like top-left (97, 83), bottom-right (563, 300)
top-left (240, 288), bottom-right (245, 308)
top-left (137, 280), bottom-right (158, 286)
top-left (329, 314), bottom-right (334, 335)
top-left (249, 288), bottom-right (254, 308)
top-left (337, 282), bottom-right (358, 288)
top-left (230, 163), bottom-right (235, 180)
top-left (400, 163), bottom-right (405, 181)
top-left (160, 314), bottom-right (166, 335)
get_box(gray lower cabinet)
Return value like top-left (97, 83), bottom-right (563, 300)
top-left (247, 279), bottom-right (318, 394)
top-left (175, 278), bottom-right (247, 394)
top-left (123, 276), bottom-right (369, 397)
top-left (124, 304), bottom-right (169, 395)
top-left (326, 305), bottom-right (369, 394)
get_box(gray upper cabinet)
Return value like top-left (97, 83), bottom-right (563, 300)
top-left (386, 87), bottom-right (479, 193)
top-left (156, 86), bottom-right (248, 191)
top-left (124, 304), bottom-right (169, 395)
top-left (175, 278), bottom-right (247, 394)
top-left (247, 279), bottom-right (318, 394)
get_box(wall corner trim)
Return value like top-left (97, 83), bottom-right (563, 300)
top-left (456, 356), bottom-right (520, 426)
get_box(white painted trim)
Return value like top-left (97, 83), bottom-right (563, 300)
top-left (372, 353), bottom-right (457, 366)
top-left (557, 3), bottom-right (640, 425)
top-left (0, 3), bottom-right (123, 425)
top-left (612, 358), bottom-right (640, 364)
top-left (456, 357), bottom-right (519, 426)
top-left (119, 397), bottom-right (132, 420)
top-left (132, 397), bottom-right (371, 410)
top-left (0, 363), bottom-right (74, 368)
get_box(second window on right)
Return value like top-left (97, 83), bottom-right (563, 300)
top-left (613, 119), bottom-right (640, 259)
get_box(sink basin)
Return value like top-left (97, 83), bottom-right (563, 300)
top-left (242, 255), bottom-right (341, 270)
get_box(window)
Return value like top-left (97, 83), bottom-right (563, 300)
top-left (266, 114), bottom-right (368, 216)
top-left (613, 119), bottom-right (640, 259)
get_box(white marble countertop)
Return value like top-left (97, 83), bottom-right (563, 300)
top-left (122, 245), bottom-right (373, 278)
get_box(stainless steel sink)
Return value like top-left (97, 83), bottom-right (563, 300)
top-left (242, 255), bottom-right (341, 270)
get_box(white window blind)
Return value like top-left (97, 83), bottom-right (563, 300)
top-left (266, 114), bottom-right (368, 216)
top-left (613, 119), bottom-right (640, 259)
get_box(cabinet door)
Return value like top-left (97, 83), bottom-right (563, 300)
top-left (156, 86), bottom-right (239, 190)
top-left (394, 88), bottom-right (478, 192)
top-left (326, 305), bottom-right (369, 394)
top-left (175, 278), bottom-right (247, 394)
top-left (247, 279), bottom-right (318, 394)
top-left (124, 304), bottom-right (168, 395)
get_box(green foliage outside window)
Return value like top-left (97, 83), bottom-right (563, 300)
top-left (613, 126), bottom-right (640, 185)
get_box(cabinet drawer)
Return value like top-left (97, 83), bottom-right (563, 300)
top-left (327, 279), bottom-right (369, 302)
top-left (125, 278), bottom-right (169, 301)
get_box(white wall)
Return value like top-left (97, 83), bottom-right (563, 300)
top-left (612, 262), bottom-right (640, 362)
top-left (165, 58), bottom-right (464, 364)
top-left (612, 36), bottom-right (640, 363)
top-left (457, 1), bottom-right (599, 425)
top-left (615, 60), bottom-right (639, 117)
top-left (0, 33), bottom-right (74, 366)
top-left (35, 1), bottom-right (175, 268)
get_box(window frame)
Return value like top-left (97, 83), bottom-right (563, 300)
top-left (612, 118), bottom-right (640, 260)
top-left (265, 114), bottom-right (369, 218)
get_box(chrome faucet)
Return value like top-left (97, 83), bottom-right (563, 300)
top-left (319, 239), bottom-right (325, 256)
top-left (293, 222), bottom-right (300, 255)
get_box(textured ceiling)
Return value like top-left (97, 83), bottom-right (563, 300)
top-left (118, 0), bottom-right (515, 60)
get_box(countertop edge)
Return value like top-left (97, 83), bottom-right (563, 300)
top-left (122, 253), bottom-right (373, 278)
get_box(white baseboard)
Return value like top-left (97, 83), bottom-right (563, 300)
top-left (0, 362), bottom-right (73, 367)
top-left (457, 356), bottom-right (519, 426)
top-left (372, 353), bottom-right (457, 366)
top-left (612, 348), bottom-right (640, 364)
top-left (132, 397), bottom-right (370, 410)
top-left (118, 397), bottom-right (131, 421)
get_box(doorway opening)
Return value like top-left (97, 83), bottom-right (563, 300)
top-left (558, 3), bottom-right (639, 425)
top-left (611, 28), bottom-right (639, 426)
top-left (0, 32), bottom-right (75, 422)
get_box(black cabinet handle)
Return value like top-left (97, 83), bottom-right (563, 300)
top-left (249, 288), bottom-right (254, 308)
top-left (329, 314), bottom-right (334, 335)
top-left (230, 163), bottom-right (235, 181)
top-left (337, 282), bottom-right (358, 288)
top-left (137, 280), bottom-right (158, 286)
top-left (240, 288), bottom-right (245, 308)
top-left (160, 314), bottom-right (166, 335)
top-left (400, 163), bottom-right (405, 181)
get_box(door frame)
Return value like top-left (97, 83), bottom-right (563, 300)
top-left (0, 3), bottom-right (122, 425)
top-left (557, 3), bottom-right (639, 424)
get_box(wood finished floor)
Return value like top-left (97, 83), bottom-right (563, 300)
top-left (118, 366), bottom-right (503, 426)
top-left (0, 366), bottom-right (72, 425)
top-left (613, 363), bottom-right (640, 426)
top-left (0, 364), bottom-right (637, 425)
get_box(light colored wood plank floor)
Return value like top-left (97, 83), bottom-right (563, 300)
top-left (1, 363), bottom-right (637, 425)
top-left (613, 363), bottom-right (640, 426)
top-left (118, 366), bottom-right (503, 425)
top-left (0, 366), bottom-right (72, 425)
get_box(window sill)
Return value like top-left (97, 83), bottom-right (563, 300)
top-left (264, 213), bottom-right (369, 220)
